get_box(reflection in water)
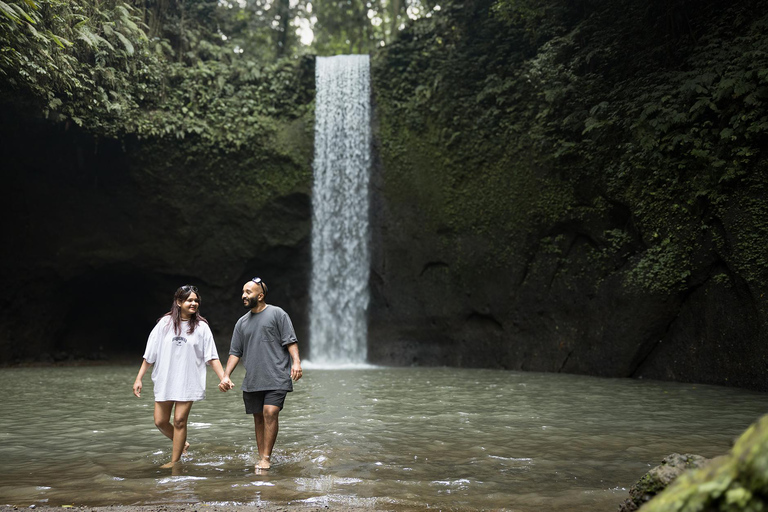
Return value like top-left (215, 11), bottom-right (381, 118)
top-left (0, 366), bottom-right (766, 510)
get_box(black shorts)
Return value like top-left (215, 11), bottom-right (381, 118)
top-left (243, 390), bottom-right (288, 414)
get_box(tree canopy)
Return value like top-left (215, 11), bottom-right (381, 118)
top-left (0, 0), bottom-right (441, 145)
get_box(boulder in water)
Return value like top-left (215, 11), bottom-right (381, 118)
top-left (637, 414), bottom-right (768, 511)
top-left (619, 453), bottom-right (709, 512)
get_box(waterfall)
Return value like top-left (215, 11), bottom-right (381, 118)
top-left (309, 55), bottom-right (371, 365)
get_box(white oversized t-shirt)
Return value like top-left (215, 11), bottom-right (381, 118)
top-left (142, 316), bottom-right (219, 402)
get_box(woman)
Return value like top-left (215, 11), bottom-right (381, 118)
top-left (133, 285), bottom-right (225, 468)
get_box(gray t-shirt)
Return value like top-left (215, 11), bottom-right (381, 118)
top-left (229, 305), bottom-right (298, 392)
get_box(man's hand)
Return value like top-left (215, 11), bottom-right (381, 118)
top-left (291, 362), bottom-right (303, 382)
top-left (219, 376), bottom-right (235, 392)
top-left (133, 379), bottom-right (142, 398)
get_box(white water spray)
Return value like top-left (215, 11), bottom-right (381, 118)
top-left (309, 55), bottom-right (371, 365)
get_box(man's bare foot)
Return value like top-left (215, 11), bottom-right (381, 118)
top-left (182, 441), bottom-right (190, 455)
top-left (255, 456), bottom-right (271, 471)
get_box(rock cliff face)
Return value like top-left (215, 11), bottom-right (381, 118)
top-left (3, 0), bottom-right (768, 394)
top-left (367, 156), bottom-right (768, 390)
top-left (0, 111), bottom-right (313, 363)
top-left (366, 0), bottom-right (768, 390)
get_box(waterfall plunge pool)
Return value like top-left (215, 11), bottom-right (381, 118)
top-left (1, 365), bottom-right (766, 510)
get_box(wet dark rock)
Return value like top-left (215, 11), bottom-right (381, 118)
top-left (38, 353), bottom-right (54, 364)
top-left (618, 453), bottom-right (709, 512)
top-left (52, 351), bottom-right (73, 362)
top-left (365, 25), bottom-right (768, 391)
top-left (0, 113), bottom-right (312, 363)
top-left (367, 187), bottom-right (768, 389)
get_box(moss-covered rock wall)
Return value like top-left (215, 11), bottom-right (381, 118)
top-left (3, 0), bottom-right (768, 393)
top-left (0, 102), bottom-right (314, 362)
top-left (368, 0), bottom-right (768, 390)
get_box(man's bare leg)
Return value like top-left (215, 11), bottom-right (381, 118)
top-left (253, 413), bottom-right (265, 463)
top-left (253, 405), bottom-right (280, 470)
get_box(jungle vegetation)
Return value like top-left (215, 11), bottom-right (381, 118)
top-left (373, 0), bottom-right (768, 293)
top-left (2, 0), bottom-right (768, 294)
top-left (0, 0), bottom-right (438, 147)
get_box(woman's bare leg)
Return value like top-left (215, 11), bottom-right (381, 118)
top-left (171, 401), bottom-right (193, 463)
top-left (157, 401), bottom-right (193, 468)
top-left (154, 401), bottom-right (174, 441)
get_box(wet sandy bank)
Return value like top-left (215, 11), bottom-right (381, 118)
top-left (2, 505), bottom-right (395, 512)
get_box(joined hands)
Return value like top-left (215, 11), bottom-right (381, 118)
top-left (219, 377), bottom-right (235, 392)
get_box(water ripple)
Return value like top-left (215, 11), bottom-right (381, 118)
top-left (0, 366), bottom-right (766, 511)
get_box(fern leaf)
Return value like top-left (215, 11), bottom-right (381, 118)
top-left (10, 2), bottom-right (35, 23)
top-left (0, 1), bottom-right (21, 24)
top-left (77, 25), bottom-right (114, 51)
top-left (123, 17), bottom-right (140, 33)
top-left (49, 32), bottom-right (64, 48)
top-left (75, 26), bottom-right (98, 48)
top-left (48, 32), bottom-right (72, 48)
top-left (115, 30), bottom-right (134, 55)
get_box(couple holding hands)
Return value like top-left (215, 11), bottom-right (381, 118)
top-left (133, 278), bottom-right (302, 471)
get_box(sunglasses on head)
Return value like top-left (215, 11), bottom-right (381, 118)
top-left (251, 277), bottom-right (268, 294)
top-left (181, 285), bottom-right (198, 293)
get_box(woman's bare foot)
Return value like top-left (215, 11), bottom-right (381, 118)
top-left (160, 461), bottom-right (180, 469)
top-left (182, 441), bottom-right (190, 455)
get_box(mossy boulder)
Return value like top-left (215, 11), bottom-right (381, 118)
top-left (640, 414), bottom-right (768, 511)
top-left (620, 454), bottom-right (710, 512)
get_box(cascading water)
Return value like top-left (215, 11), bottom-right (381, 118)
top-left (309, 54), bottom-right (371, 365)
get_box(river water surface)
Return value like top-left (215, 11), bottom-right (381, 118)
top-left (1, 366), bottom-right (766, 510)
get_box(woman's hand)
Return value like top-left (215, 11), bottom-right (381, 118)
top-left (134, 360), bottom-right (151, 398)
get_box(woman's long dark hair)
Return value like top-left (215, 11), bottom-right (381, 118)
top-left (160, 285), bottom-right (208, 335)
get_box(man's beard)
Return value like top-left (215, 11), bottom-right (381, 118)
top-left (244, 297), bottom-right (260, 309)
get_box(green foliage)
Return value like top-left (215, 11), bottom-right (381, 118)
top-left (311, 0), bottom-right (383, 54)
top-left (374, 0), bottom-right (768, 292)
top-left (374, 0), bottom-right (581, 267)
top-left (0, 0), bottom-right (314, 150)
top-left (0, 0), bottom-right (437, 153)
top-left (626, 237), bottom-right (692, 293)
top-left (1, 0), bottom-right (147, 117)
top-left (311, 0), bottom-right (439, 54)
top-left (213, 0), bottom-right (308, 62)
top-left (574, 2), bottom-right (768, 288)
top-left (133, 120), bottom-right (313, 215)
top-left (4, 0), bottom-right (768, 298)
top-left (123, 56), bottom-right (314, 149)
top-left (492, 0), bottom-right (579, 46)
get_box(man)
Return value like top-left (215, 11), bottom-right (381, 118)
top-left (219, 277), bottom-right (303, 471)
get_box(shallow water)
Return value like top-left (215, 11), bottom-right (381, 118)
top-left (0, 366), bottom-right (766, 510)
